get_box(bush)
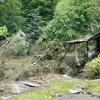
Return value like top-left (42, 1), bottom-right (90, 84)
top-left (0, 26), bottom-right (8, 40)
top-left (84, 56), bottom-right (100, 79)
top-left (6, 30), bottom-right (29, 57)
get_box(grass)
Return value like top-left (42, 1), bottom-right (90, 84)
top-left (85, 80), bottom-right (100, 94)
top-left (8, 79), bottom-right (100, 100)
top-left (8, 79), bottom-right (79, 100)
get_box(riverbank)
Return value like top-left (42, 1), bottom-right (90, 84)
top-left (2, 74), bottom-right (99, 100)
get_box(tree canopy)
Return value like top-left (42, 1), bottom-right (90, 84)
top-left (0, 0), bottom-right (25, 33)
top-left (0, 0), bottom-right (100, 55)
top-left (44, 0), bottom-right (100, 41)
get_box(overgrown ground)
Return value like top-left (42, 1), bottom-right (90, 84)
top-left (0, 56), bottom-right (69, 81)
top-left (7, 78), bottom-right (100, 100)
top-left (0, 57), bottom-right (31, 81)
top-left (0, 58), bottom-right (100, 100)
top-left (7, 79), bottom-right (77, 100)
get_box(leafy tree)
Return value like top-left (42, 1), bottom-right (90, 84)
top-left (30, 0), bottom-right (58, 21)
top-left (44, 0), bottom-right (100, 41)
top-left (23, 13), bottom-right (43, 43)
top-left (21, 0), bottom-right (59, 43)
top-left (21, 0), bottom-right (59, 21)
top-left (0, 0), bottom-right (25, 33)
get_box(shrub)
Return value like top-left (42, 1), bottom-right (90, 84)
top-left (0, 26), bottom-right (8, 40)
top-left (6, 30), bottom-right (29, 57)
top-left (84, 56), bottom-right (100, 79)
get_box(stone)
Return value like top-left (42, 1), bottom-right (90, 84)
top-left (24, 82), bottom-right (41, 87)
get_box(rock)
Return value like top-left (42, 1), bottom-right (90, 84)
top-left (11, 83), bottom-right (23, 94)
top-left (69, 84), bottom-right (86, 94)
top-left (69, 89), bottom-right (82, 94)
top-left (24, 82), bottom-right (41, 87)
top-left (10, 81), bottom-right (41, 94)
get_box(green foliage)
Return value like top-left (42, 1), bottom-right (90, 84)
top-left (13, 30), bottom-right (29, 56)
top-left (0, 26), bottom-right (8, 39)
top-left (0, 0), bottom-right (58, 34)
top-left (84, 56), bottom-right (100, 79)
top-left (23, 13), bottom-right (43, 43)
top-left (44, 0), bottom-right (100, 41)
top-left (86, 80), bottom-right (100, 93)
top-left (21, 0), bottom-right (58, 21)
top-left (21, 0), bottom-right (59, 43)
top-left (7, 30), bottom-right (29, 56)
top-left (0, 0), bottom-right (25, 33)
top-left (8, 79), bottom-right (77, 100)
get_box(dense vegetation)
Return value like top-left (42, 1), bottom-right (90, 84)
top-left (84, 56), bottom-right (100, 79)
top-left (0, 0), bottom-right (100, 79)
top-left (0, 0), bottom-right (100, 40)
top-left (44, 0), bottom-right (100, 41)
